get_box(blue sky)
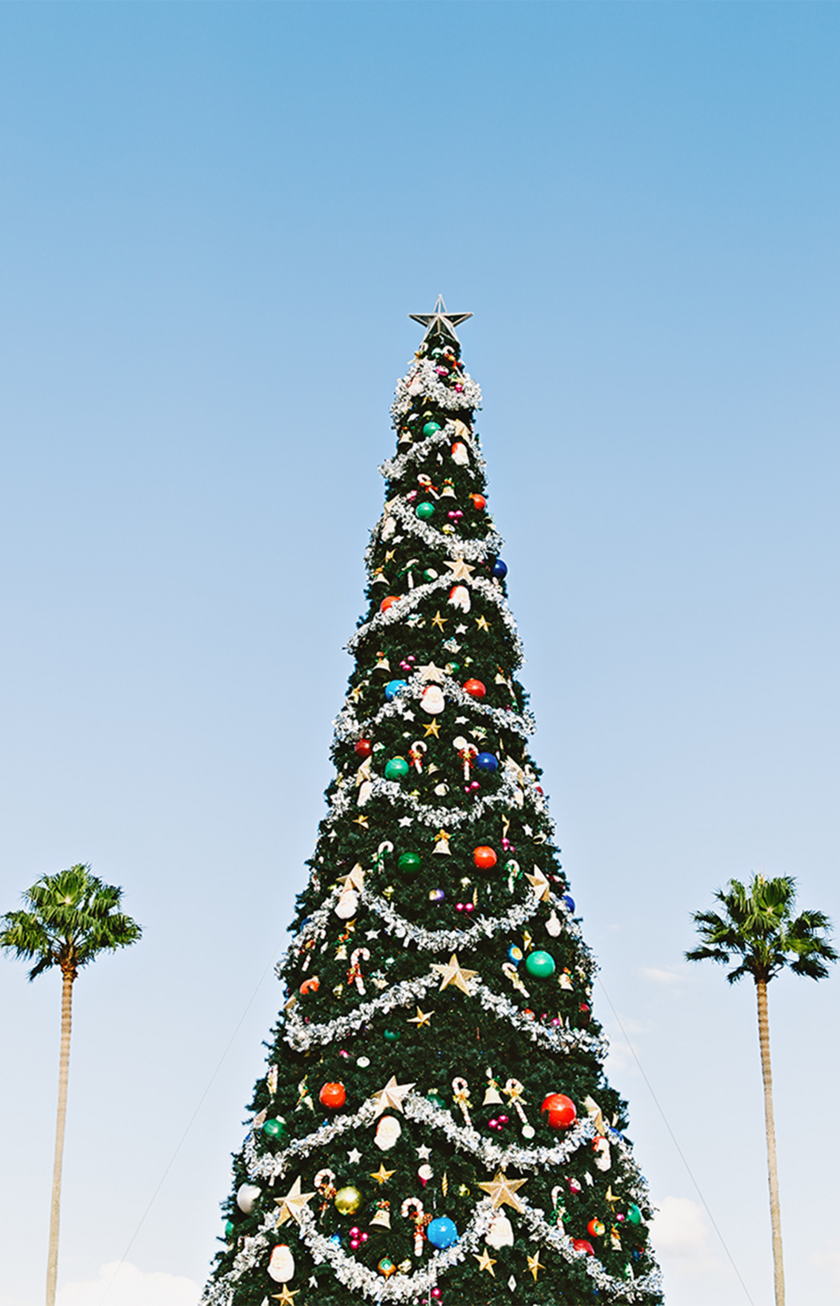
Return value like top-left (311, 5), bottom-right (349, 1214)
top-left (1, 4), bottom-right (839, 1305)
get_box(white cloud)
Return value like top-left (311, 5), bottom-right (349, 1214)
top-left (641, 966), bottom-right (686, 985)
top-left (650, 1195), bottom-right (714, 1259)
top-left (57, 1263), bottom-right (199, 1306)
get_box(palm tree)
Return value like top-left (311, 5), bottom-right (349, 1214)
top-left (0, 864), bottom-right (142, 1306)
top-left (686, 873), bottom-right (836, 1306)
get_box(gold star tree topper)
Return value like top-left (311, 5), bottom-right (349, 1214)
top-left (409, 295), bottom-right (473, 347)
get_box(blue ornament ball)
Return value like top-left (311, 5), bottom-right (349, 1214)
top-left (475, 752), bottom-right (498, 772)
top-left (330, 1234), bottom-right (342, 1246)
top-left (492, 559), bottom-right (508, 579)
top-left (563, 894), bottom-right (576, 914)
top-left (508, 944), bottom-right (524, 964)
top-left (426, 1217), bottom-right (458, 1250)
top-left (384, 679), bottom-right (408, 701)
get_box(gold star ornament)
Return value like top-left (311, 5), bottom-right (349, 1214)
top-left (431, 610), bottom-right (448, 630)
top-left (473, 1247), bottom-right (497, 1276)
top-left (272, 1288), bottom-right (300, 1306)
top-left (431, 954), bottom-right (477, 994)
top-left (369, 1075), bottom-right (415, 1117)
top-left (407, 1006), bottom-right (433, 1027)
top-left (476, 1171), bottom-right (528, 1212)
top-left (369, 1163), bottom-right (396, 1185)
top-left (475, 615), bottom-right (490, 632)
top-left (274, 1176), bottom-right (316, 1226)
top-left (527, 1251), bottom-right (543, 1282)
top-left (423, 719), bottom-right (441, 738)
top-left (445, 557), bottom-right (475, 582)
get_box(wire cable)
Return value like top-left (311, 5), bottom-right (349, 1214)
top-left (97, 939), bottom-right (284, 1306)
top-left (597, 977), bottom-right (755, 1306)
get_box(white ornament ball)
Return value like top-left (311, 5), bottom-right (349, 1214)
top-left (374, 1115), bottom-right (402, 1151)
top-left (486, 1213), bottom-right (514, 1249)
top-left (236, 1183), bottom-right (262, 1214)
top-left (268, 1245), bottom-right (295, 1283)
top-left (521, 1124), bottom-right (536, 1140)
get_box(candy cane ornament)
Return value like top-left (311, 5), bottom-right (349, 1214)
top-left (452, 1077), bottom-right (472, 1128)
top-left (400, 1198), bottom-right (428, 1257)
top-left (502, 961), bottom-right (530, 998)
top-left (503, 1078), bottom-right (535, 1139)
top-left (347, 947), bottom-right (370, 995)
top-left (314, 1168), bottom-right (337, 1219)
top-left (409, 740), bottom-right (427, 774)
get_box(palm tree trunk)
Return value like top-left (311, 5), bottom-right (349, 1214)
top-left (47, 968), bottom-right (74, 1306)
top-left (755, 977), bottom-right (785, 1306)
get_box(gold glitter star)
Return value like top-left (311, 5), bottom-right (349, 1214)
top-left (473, 1247), bottom-right (497, 1276)
top-left (431, 610), bottom-right (448, 630)
top-left (274, 1176), bottom-right (316, 1226)
top-left (431, 954), bottom-right (477, 994)
top-left (407, 1006), bottom-right (433, 1027)
top-left (475, 615), bottom-right (490, 632)
top-left (384, 549), bottom-right (396, 562)
top-left (527, 1251), bottom-right (543, 1282)
top-left (445, 557), bottom-right (475, 581)
top-left (370, 1163), bottom-right (396, 1185)
top-left (271, 1287), bottom-right (300, 1305)
top-left (417, 662), bottom-right (446, 682)
top-left (476, 1171), bottom-right (528, 1212)
top-left (353, 815), bottom-right (369, 828)
top-left (369, 1075), bottom-right (415, 1117)
top-left (526, 867), bottom-right (551, 903)
top-left (423, 719), bottom-right (441, 738)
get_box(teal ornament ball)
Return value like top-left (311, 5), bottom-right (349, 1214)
top-left (627, 1204), bottom-right (642, 1225)
top-left (384, 757), bottom-right (410, 780)
top-left (415, 502), bottom-right (435, 521)
top-left (224, 1220), bottom-right (234, 1238)
top-left (423, 421), bottom-right (442, 437)
top-left (398, 852), bottom-right (421, 874)
top-left (383, 1028), bottom-right (401, 1042)
top-left (525, 949), bottom-right (556, 979)
top-left (261, 1117), bottom-right (287, 1140)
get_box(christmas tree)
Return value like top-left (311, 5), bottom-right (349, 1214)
top-left (203, 300), bottom-right (663, 1306)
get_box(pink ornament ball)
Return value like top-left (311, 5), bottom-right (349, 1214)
top-left (431, 1290), bottom-right (442, 1300)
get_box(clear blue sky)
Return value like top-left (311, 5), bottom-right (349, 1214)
top-left (1, 5), bottom-right (838, 1305)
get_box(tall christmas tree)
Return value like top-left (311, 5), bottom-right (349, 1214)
top-left (203, 301), bottom-right (663, 1306)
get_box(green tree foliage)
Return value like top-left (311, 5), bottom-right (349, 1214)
top-left (1, 864), bottom-right (142, 1306)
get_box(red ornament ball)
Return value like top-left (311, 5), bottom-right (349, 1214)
top-left (572, 1239), bottom-right (595, 1256)
top-left (462, 678), bottom-right (486, 699)
top-left (587, 1218), bottom-right (605, 1237)
top-left (319, 1082), bottom-right (347, 1110)
top-left (355, 739), bottom-right (373, 758)
top-left (469, 493), bottom-right (487, 511)
top-left (473, 846), bottom-right (497, 870)
top-left (541, 1093), bottom-right (577, 1129)
top-left (380, 595), bottom-right (400, 612)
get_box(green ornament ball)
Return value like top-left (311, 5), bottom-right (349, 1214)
top-left (224, 1220), bottom-right (234, 1237)
top-left (398, 852), bottom-right (422, 875)
top-left (383, 1028), bottom-right (401, 1042)
top-left (423, 421), bottom-right (441, 437)
top-left (384, 757), bottom-right (410, 780)
top-left (525, 949), bottom-right (557, 979)
top-left (415, 501), bottom-right (435, 521)
top-left (261, 1117), bottom-right (287, 1140)
top-left (423, 568), bottom-right (438, 581)
top-left (627, 1204), bottom-right (642, 1225)
top-left (427, 1090), bottom-right (447, 1109)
